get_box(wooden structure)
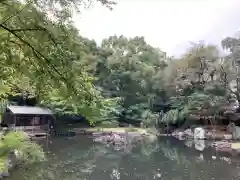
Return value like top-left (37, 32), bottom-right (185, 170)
top-left (1, 105), bottom-right (55, 137)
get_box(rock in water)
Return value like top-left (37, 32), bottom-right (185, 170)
top-left (184, 129), bottom-right (193, 137)
top-left (194, 127), bottom-right (205, 139)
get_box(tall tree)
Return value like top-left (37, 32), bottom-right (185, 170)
top-left (221, 36), bottom-right (240, 102)
top-left (0, 0), bottom-right (117, 124)
top-left (97, 35), bottom-right (168, 107)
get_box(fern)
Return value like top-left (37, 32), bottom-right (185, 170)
top-left (160, 91), bottom-right (227, 124)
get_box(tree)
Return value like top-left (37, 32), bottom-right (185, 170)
top-left (97, 35), bottom-right (168, 106)
top-left (158, 42), bottom-right (229, 126)
top-left (221, 36), bottom-right (240, 101)
top-left (80, 35), bottom-right (169, 125)
top-left (0, 0), bottom-right (117, 124)
top-left (0, 0), bottom-right (108, 97)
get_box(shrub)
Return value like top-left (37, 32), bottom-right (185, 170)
top-left (0, 131), bottom-right (45, 167)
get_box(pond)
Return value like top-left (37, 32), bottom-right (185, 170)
top-left (5, 136), bottom-right (240, 180)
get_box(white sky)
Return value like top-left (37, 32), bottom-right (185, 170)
top-left (73, 0), bottom-right (240, 57)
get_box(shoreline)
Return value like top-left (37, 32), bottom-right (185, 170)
top-left (71, 127), bottom-right (152, 136)
top-left (2, 127), bottom-right (240, 178)
top-left (71, 127), bottom-right (240, 153)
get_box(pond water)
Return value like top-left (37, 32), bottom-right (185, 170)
top-left (5, 136), bottom-right (240, 180)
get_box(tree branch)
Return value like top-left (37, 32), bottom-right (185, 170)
top-left (1, 2), bottom-right (31, 24)
top-left (0, 24), bottom-right (63, 78)
top-left (10, 28), bottom-right (44, 32)
top-left (10, 27), bottom-right (58, 44)
top-left (13, 16), bottom-right (58, 45)
top-left (0, 24), bottom-right (93, 99)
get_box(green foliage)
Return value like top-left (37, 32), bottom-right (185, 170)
top-left (160, 91), bottom-right (227, 124)
top-left (187, 92), bottom-right (226, 114)
top-left (204, 84), bottom-right (227, 96)
top-left (161, 109), bottom-right (182, 124)
top-left (0, 131), bottom-right (45, 170)
top-left (123, 103), bottom-right (159, 127)
top-left (96, 36), bottom-right (168, 107)
top-left (0, 0), bottom-right (237, 129)
top-left (0, 0), bottom-right (117, 123)
top-left (124, 103), bottom-right (149, 120)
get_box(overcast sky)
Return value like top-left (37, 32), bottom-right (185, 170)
top-left (73, 0), bottom-right (240, 57)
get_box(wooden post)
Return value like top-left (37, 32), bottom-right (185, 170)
top-left (46, 116), bottom-right (49, 150)
top-left (48, 116), bottom-right (50, 133)
top-left (13, 115), bottom-right (16, 131)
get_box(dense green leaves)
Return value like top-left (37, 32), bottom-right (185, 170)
top-left (0, 131), bottom-right (45, 169)
top-left (0, 0), bottom-right (118, 123)
top-left (1, 0), bottom-right (239, 127)
top-left (96, 36), bottom-right (168, 107)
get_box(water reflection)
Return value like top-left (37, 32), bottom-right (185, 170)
top-left (5, 136), bottom-right (240, 180)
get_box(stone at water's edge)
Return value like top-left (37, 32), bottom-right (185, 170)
top-left (231, 143), bottom-right (240, 150)
top-left (223, 134), bottom-right (232, 140)
top-left (171, 128), bottom-right (194, 140)
top-left (211, 140), bottom-right (233, 153)
top-left (92, 132), bottom-right (106, 137)
top-left (92, 131), bottom-right (154, 151)
top-left (172, 127), bottom-right (235, 141)
top-left (194, 127), bottom-right (205, 140)
top-left (93, 133), bottom-right (125, 144)
top-left (211, 140), bottom-right (240, 154)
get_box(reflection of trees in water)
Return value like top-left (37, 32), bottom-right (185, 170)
top-left (6, 138), bottom-right (104, 180)
top-left (89, 136), bottom-right (161, 179)
top-left (156, 138), bottom-right (240, 180)
top-left (7, 144), bottom-right (98, 180)
top-left (119, 137), bottom-right (240, 180)
top-left (140, 138), bottom-right (160, 158)
top-left (6, 137), bottom-right (240, 180)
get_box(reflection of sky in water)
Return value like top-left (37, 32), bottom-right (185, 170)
top-left (5, 136), bottom-right (240, 180)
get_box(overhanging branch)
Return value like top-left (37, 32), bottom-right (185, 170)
top-left (10, 28), bottom-right (44, 32)
top-left (0, 24), bottom-right (92, 99)
top-left (10, 27), bottom-right (57, 44)
top-left (1, 2), bottom-right (31, 24)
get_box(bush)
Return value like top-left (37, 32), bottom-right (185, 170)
top-left (0, 131), bottom-right (45, 167)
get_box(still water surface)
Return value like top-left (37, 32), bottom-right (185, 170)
top-left (6, 136), bottom-right (240, 180)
